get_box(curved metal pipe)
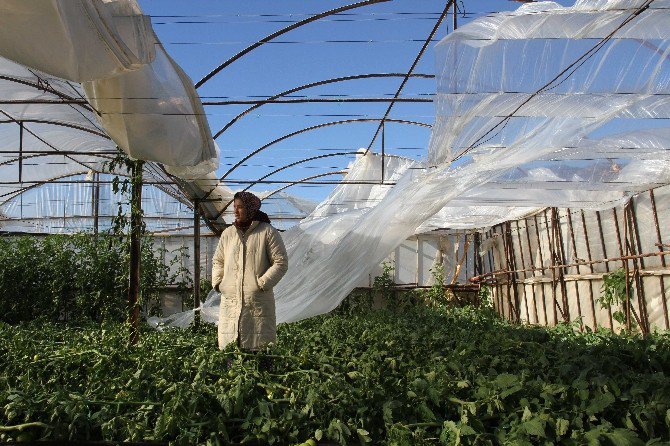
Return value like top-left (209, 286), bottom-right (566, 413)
top-left (212, 73), bottom-right (435, 139)
top-left (213, 151), bottom-right (359, 220)
top-left (365, 0), bottom-right (453, 152)
top-left (261, 170), bottom-right (347, 202)
top-left (195, 0), bottom-right (390, 89)
top-left (0, 171), bottom-right (90, 203)
top-left (0, 152), bottom-right (114, 168)
top-left (219, 118), bottom-right (430, 183)
top-left (0, 119), bottom-right (109, 139)
top-left (0, 75), bottom-right (94, 113)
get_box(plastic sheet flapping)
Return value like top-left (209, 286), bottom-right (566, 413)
top-left (0, 0), bottom-right (154, 82)
top-left (0, 0), bottom-right (219, 179)
top-left (82, 41), bottom-right (220, 179)
top-left (152, 0), bottom-right (670, 327)
top-left (147, 290), bottom-right (222, 330)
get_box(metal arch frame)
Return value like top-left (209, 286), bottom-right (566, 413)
top-left (219, 118), bottom-right (430, 182)
top-left (0, 113), bottom-right (114, 191)
top-left (364, 0), bottom-right (453, 152)
top-left (0, 119), bottom-right (109, 139)
top-left (0, 74), bottom-right (94, 114)
top-left (0, 151), bottom-right (115, 168)
top-left (213, 151), bottom-right (360, 220)
top-left (212, 73), bottom-right (435, 139)
top-left (195, 0), bottom-right (391, 89)
top-left (0, 171), bottom-right (94, 203)
top-left (261, 170), bottom-right (348, 202)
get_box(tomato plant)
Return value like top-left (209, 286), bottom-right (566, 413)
top-left (2, 306), bottom-right (669, 445)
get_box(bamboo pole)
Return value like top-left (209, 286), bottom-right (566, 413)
top-left (595, 211), bottom-right (614, 328)
top-left (649, 189), bottom-right (670, 330)
top-left (580, 210), bottom-right (598, 330)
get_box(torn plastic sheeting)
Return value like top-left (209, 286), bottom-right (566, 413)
top-left (0, 0), bottom-right (154, 83)
top-left (148, 0), bottom-right (670, 327)
top-left (83, 43), bottom-right (220, 179)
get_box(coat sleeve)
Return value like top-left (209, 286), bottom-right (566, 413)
top-left (212, 233), bottom-right (226, 291)
top-left (257, 226), bottom-right (288, 290)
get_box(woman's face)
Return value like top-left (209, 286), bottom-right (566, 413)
top-left (233, 198), bottom-right (248, 222)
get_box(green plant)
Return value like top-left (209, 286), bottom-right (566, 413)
top-left (1, 307), bottom-right (669, 445)
top-left (373, 261), bottom-right (396, 295)
top-left (478, 284), bottom-right (493, 310)
top-left (0, 234), bottom-right (170, 324)
top-left (423, 263), bottom-right (447, 308)
top-left (599, 268), bottom-right (637, 328)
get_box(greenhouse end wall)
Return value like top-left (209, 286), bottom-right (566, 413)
top-left (481, 187), bottom-right (670, 333)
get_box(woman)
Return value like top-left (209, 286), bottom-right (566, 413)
top-left (211, 191), bottom-right (288, 350)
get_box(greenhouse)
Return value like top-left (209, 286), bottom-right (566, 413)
top-left (1, 0), bottom-right (669, 444)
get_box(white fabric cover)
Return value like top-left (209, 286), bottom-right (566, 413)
top-left (0, 0), bottom-right (154, 82)
top-left (82, 43), bottom-right (220, 179)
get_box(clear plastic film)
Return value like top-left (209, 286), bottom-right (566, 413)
top-left (131, 0), bottom-right (670, 326)
top-left (83, 44), bottom-right (219, 179)
top-left (0, 0), bottom-right (154, 82)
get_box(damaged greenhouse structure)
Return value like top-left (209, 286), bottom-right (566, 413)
top-left (1, 0), bottom-right (670, 444)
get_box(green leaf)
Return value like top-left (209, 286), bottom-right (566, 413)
top-left (522, 407), bottom-right (532, 422)
top-left (603, 429), bottom-right (644, 446)
top-left (586, 392), bottom-right (615, 415)
top-left (494, 373), bottom-right (518, 388)
top-left (460, 424), bottom-right (477, 436)
top-left (523, 419), bottom-right (545, 438)
top-left (314, 429), bottom-right (322, 441)
top-left (556, 418), bottom-right (569, 437)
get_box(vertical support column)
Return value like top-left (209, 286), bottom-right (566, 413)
top-left (504, 222), bottom-right (520, 322)
top-left (621, 204), bottom-right (633, 330)
top-left (380, 121), bottom-right (385, 184)
top-left (551, 208), bottom-right (570, 322)
top-left (514, 220), bottom-right (531, 323)
top-left (625, 200), bottom-right (650, 334)
top-left (533, 214), bottom-right (549, 325)
top-left (93, 172), bottom-right (100, 236)
top-left (649, 189), bottom-right (670, 329)
top-left (580, 210), bottom-right (598, 329)
top-left (473, 232), bottom-right (481, 277)
top-left (544, 210), bottom-right (559, 325)
top-left (128, 160), bottom-right (143, 345)
top-left (595, 210), bottom-right (614, 328)
top-left (629, 199), bottom-right (650, 332)
top-left (18, 121), bottom-right (23, 183)
top-left (416, 236), bottom-right (421, 286)
top-left (453, 0), bottom-right (458, 30)
top-left (612, 207), bottom-right (632, 330)
top-left (565, 210), bottom-right (584, 330)
top-left (524, 217), bottom-right (539, 323)
top-left (193, 199), bottom-right (201, 326)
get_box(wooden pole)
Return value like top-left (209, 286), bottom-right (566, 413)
top-left (649, 189), bottom-right (670, 329)
top-left (193, 199), bottom-right (201, 326)
top-left (595, 210), bottom-right (614, 328)
top-left (580, 210), bottom-right (598, 329)
top-left (524, 217), bottom-right (540, 323)
top-left (128, 160), bottom-right (143, 345)
top-left (551, 208), bottom-right (570, 322)
top-left (93, 172), bottom-right (100, 237)
top-left (514, 220), bottom-right (531, 323)
top-left (533, 214), bottom-right (549, 325)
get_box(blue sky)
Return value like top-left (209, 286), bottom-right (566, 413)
top-left (138, 0), bottom-right (574, 203)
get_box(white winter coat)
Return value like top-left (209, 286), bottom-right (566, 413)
top-left (212, 221), bottom-right (288, 350)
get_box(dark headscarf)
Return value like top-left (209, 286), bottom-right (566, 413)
top-left (233, 191), bottom-right (271, 230)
